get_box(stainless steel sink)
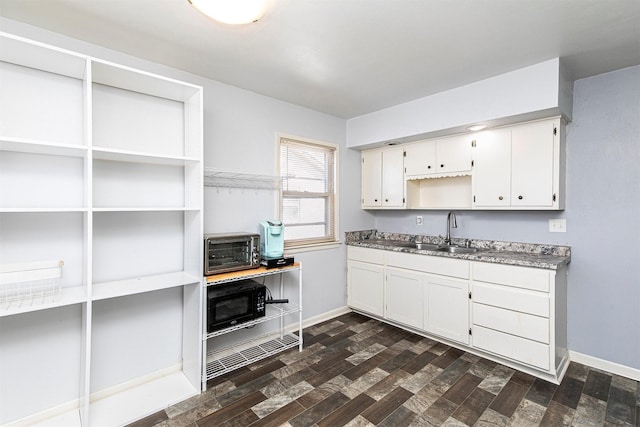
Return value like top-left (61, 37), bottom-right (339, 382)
top-left (436, 245), bottom-right (483, 254)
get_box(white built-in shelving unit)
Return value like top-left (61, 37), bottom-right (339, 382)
top-left (0, 32), bottom-right (203, 426)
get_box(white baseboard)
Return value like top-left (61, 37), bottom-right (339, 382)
top-left (569, 351), bottom-right (640, 381)
top-left (301, 306), bottom-right (353, 329)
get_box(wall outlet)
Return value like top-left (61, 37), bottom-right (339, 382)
top-left (416, 215), bottom-right (423, 226)
top-left (549, 218), bottom-right (567, 233)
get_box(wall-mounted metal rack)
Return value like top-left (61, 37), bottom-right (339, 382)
top-left (203, 168), bottom-right (282, 190)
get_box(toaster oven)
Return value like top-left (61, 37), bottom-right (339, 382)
top-left (204, 233), bottom-right (260, 275)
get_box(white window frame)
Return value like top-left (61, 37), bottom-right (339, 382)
top-left (277, 134), bottom-right (340, 252)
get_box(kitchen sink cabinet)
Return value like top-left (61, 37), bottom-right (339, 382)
top-left (0, 32), bottom-right (203, 426)
top-left (425, 275), bottom-right (469, 345)
top-left (472, 117), bottom-right (564, 209)
top-left (361, 146), bottom-right (405, 208)
top-left (346, 245), bottom-right (568, 383)
top-left (385, 267), bottom-right (423, 329)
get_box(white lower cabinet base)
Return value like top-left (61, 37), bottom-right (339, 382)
top-left (347, 247), bottom-right (569, 384)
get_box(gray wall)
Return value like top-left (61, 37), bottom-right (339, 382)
top-left (375, 65), bottom-right (640, 370)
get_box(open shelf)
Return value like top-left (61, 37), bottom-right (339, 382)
top-left (0, 137), bottom-right (87, 158)
top-left (206, 333), bottom-right (300, 380)
top-left (205, 263), bottom-right (301, 286)
top-left (92, 272), bottom-right (201, 301)
top-left (89, 370), bottom-right (198, 426)
top-left (92, 146), bottom-right (200, 166)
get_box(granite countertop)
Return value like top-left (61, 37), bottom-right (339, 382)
top-left (345, 230), bottom-right (571, 270)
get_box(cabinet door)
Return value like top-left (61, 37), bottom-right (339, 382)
top-left (385, 268), bottom-right (423, 329)
top-left (511, 120), bottom-right (556, 207)
top-left (347, 260), bottom-right (384, 316)
top-left (361, 150), bottom-right (382, 207)
top-left (425, 275), bottom-right (469, 344)
top-left (472, 129), bottom-right (511, 207)
top-left (404, 140), bottom-right (436, 177)
top-left (381, 147), bottom-right (405, 207)
top-left (436, 136), bottom-right (472, 174)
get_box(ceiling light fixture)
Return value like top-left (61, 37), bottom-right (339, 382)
top-left (188, 0), bottom-right (267, 25)
top-left (466, 124), bottom-right (487, 132)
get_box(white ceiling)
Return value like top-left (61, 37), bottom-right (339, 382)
top-left (1, 0), bottom-right (639, 119)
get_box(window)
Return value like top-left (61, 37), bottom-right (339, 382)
top-left (279, 136), bottom-right (338, 248)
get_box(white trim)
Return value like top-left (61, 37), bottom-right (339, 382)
top-left (282, 305), bottom-right (352, 334)
top-left (285, 241), bottom-right (341, 254)
top-left (5, 401), bottom-right (81, 427)
top-left (569, 350), bottom-right (640, 381)
top-left (276, 132), bottom-right (340, 247)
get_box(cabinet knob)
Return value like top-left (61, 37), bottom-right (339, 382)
top-left (385, 199), bottom-right (389, 202)
top-left (427, 165), bottom-right (431, 169)
top-left (440, 164), bottom-right (444, 168)
top-left (498, 196), bottom-right (504, 200)
top-left (518, 195), bottom-right (523, 200)
top-left (374, 199), bottom-right (378, 202)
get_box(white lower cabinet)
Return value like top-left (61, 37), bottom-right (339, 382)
top-left (385, 268), bottom-right (423, 329)
top-left (470, 261), bottom-right (568, 380)
top-left (347, 248), bottom-right (385, 317)
top-left (346, 246), bottom-right (568, 383)
top-left (425, 275), bottom-right (469, 345)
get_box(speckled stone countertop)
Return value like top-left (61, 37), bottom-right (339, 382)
top-left (345, 230), bottom-right (571, 270)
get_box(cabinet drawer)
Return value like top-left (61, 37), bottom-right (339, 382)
top-left (472, 262), bottom-right (550, 292)
top-left (473, 282), bottom-right (549, 317)
top-left (473, 325), bottom-right (550, 371)
top-left (347, 246), bottom-right (385, 264)
top-left (473, 303), bottom-right (549, 343)
top-left (387, 252), bottom-right (469, 279)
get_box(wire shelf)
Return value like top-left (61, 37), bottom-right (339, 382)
top-left (203, 168), bottom-right (282, 190)
top-left (0, 260), bottom-right (64, 309)
top-left (205, 333), bottom-right (300, 379)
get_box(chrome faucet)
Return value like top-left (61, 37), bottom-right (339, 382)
top-left (445, 211), bottom-right (457, 245)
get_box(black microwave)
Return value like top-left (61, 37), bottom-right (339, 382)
top-left (207, 279), bottom-right (266, 332)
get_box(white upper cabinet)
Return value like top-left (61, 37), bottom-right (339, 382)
top-left (404, 135), bottom-right (472, 178)
top-left (472, 117), bottom-right (564, 210)
top-left (361, 146), bottom-right (405, 208)
top-left (404, 140), bottom-right (436, 176)
top-left (511, 119), bottom-right (558, 207)
top-left (471, 128), bottom-right (512, 207)
top-left (436, 136), bottom-right (473, 175)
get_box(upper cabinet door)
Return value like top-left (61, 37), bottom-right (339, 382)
top-left (361, 149), bottom-right (382, 207)
top-left (404, 140), bottom-right (436, 177)
top-left (472, 129), bottom-right (512, 207)
top-left (436, 135), bottom-right (472, 174)
top-left (511, 120), bottom-right (556, 207)
top-left (381, 147), bottom-right (405, 207)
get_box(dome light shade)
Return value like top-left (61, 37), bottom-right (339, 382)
top-left (188, 0), bottom-right (267, 25)
top-left (466, 124), bottom-right (487, 132)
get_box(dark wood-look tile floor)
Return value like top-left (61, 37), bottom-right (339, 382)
top-left (129, 313), bottom-right (640, 427)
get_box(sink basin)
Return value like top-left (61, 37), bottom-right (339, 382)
top-left (437, 245), bottom-right (483, 254)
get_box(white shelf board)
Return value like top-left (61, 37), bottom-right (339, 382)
top-left (0, 137), bottom-right (87, 158)
top-left (0, 285), bottom-right (86, 318)
top-left (92, 146), bottom-right (200, 166)
top-left (0, 208), bottom-right (88, 213)
top-left (92, 207), bottom-right (199, 212)
top-left (91, 59), bottom-right (201, 102)
top-left (89, 370), bottom-right (198, 427)
top-left (0, 32), bottom-right (87, 79)
top-left (92, 272), bottom-right (201, 301)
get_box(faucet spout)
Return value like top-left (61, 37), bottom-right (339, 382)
top-left (445, 211), bottom-right (457, 245)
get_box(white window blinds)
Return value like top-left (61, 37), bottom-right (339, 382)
top-left (279, 137), bottom-right (337, 247)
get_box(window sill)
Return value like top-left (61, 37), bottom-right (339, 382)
top-left (285, 240), bottom-right (342, 255)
